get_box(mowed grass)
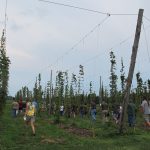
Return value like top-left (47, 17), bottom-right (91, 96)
top-left (0, 102), bottom-right (150, 150)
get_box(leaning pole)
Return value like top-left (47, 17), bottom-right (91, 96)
top-left (119, 9), bottom-right (144, 134)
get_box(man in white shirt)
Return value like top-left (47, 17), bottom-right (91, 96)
top-left (141, 97), bottom-right (150, 127)
top-left (60, 105), bottom-right (64, 116)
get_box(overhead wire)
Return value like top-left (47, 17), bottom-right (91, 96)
top-left (38, 0), bottom-right (137, 16)
top-left (144, 16), bottom-right (150, 23)
top-left (66, 34), bottom-right (134, 72)
top-left (25, 15), bottom-right (110, 86)
top-left (0, 0), bottom-right (3, 28)
top-left (82, 23), bottom-right (150, 70)
top-left (25, 15), bottom-right (148, 88)
top-left (47, 15), bottom-right (110, 70)
top-left (142, 23), bottom-right (150, 63)
top-left (23, 1), bottom-right (144, 89)
top-left (39, 0), bottom-right (109, 15)
top-left (66, 23), bottom-right (150, 73)
top-left (0, 0), bottom-right (8, 32)
top-left (4, 0), bottom-right (8, 33)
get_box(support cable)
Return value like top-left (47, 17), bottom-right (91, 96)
top-left (39, 0), bottom-right (137, 16)
top-left (48, 15), bottom-right (110, 69)
top-left (39, 0), bottom-right (109, 15)
top-left (26, 15), bottom-right (110, 87)
top-left (142, 23), bottom-right (150, 63)
top-left (4, 0), bottom-right (8, 33)
top-left (144, 16), bottom-right (150, 23)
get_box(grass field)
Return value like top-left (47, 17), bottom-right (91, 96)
top-left (0, 102), bottom-right (150, 150)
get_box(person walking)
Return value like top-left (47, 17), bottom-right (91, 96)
top-left (90, 100), bottom-right (96, 121)
top-left (140, 96), bottom-right (150, 127)
top-left (60, 105), bottom-right (64, 116)
top-left (101, 101), bottom-right (109, 122)
top-left (12, 98), bottom-right (19, 117)
top-left (25, 101), bottom-right (36, 136)
top-left (79, 105), bottom-right (84, 118)
top-left (127, 100), bottom-right (136, 127)
top-left (18, 98), bottom-right (23, 114)
top-left (32, 99), bottom-right (38, 115)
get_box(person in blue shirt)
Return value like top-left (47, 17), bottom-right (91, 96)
top-left (90, 100), bottom-right (96, 121)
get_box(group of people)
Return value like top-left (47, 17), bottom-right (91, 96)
top-left (59, 104), bottom-right (88, 118)
top-left (11, 98), bottom-right (24, 117)
top-left (127, 96), bottom-right (150, 128)
top-left (89, 100), bottom-right (123, 124)
top-left (90, 96), bottom-right (150, 129)
top-left (12, 98), bottom-right (38, 136)
top-left (11, 96), bottom-right (150, 136)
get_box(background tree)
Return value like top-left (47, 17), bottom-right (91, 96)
top-left (0, 30), bottom-right (10, 115)
top-left (147, 79), bottom-right (150, 97)
top-left (54, 71), bottom-right (64, 123)
top-left (71, 73), bottom-right (77, 106)
top-left (64, 71), bottom-right (70, 116)
top-left (78, 65), bottom-right (84, 105)
top-left (136, 72), bottom-right (143, 103)
top-left (33, 77), bottom-right (38, 100)
top-left (109, 51), bottom-right (118, 105)
top-left (37, 73), bottom-right (43, 102)
top-left (120, 58), bottom-right (125, 99)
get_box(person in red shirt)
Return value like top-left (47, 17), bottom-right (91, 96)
top-left (18, 97), bottom-right (23, 114)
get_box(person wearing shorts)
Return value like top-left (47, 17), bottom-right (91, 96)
top-left (25, 101), bottom-right (36, 136)
top-left (141, 97), bottom-right (150, 127)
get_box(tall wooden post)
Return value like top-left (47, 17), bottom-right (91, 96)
top-left (119, 9), bottom-right (144, 133)
top-left (49, 70), bottom-right (53, 115)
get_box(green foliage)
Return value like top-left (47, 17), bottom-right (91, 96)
top-left (77, 65), bottom-right (84, 106)
top-left (15, 86), bottom-right (32, 101)
top-left (0, 30), bottom-right (10, 115)
top-left (89, 81), bottom-right (92, 94)
top-left (57, 71), bottom-right (64, 105)
top-left (38, 73), bottom-right (43, 101)
top-left (78, 65), bottom-right (84, 95)
top-left (33, 77), bottom-right (38, 100)
top-left (136, 72), bottom-right (143, 103)
top-left (120, 58), bottom-right (126, 97)
top-left (109, 51), bottom-right (118, 104)
top-left (53, 71), bottom-right (65, 121)
top-left (71, 73), bottom-right (77, 105)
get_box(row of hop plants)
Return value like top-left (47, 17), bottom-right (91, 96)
top-left (15, 51), bottom-right (150, 121)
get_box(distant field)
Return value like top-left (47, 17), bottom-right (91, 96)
top-left (0, 102), bottom-right (150, 150)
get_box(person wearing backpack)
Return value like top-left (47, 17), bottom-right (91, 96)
top-left (25, 100), bottom-right (36, 136)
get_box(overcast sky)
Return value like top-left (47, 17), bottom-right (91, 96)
top-left (0, 0), bottom-right (150, 96)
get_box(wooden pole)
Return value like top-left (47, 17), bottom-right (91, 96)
top-left (119, 9), bottom-right (144, 133)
